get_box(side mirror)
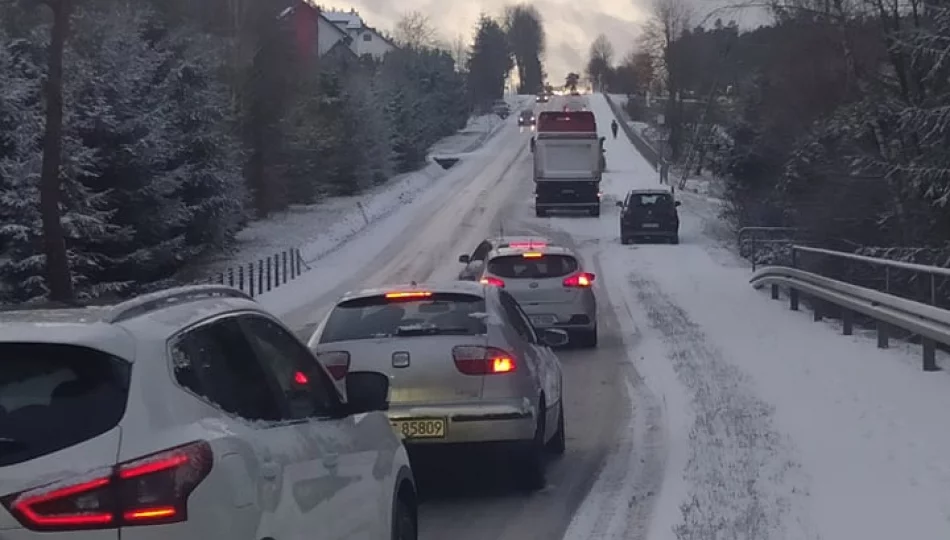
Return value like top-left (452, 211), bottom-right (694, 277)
top-left (616, 201), bottom-right (624, 208)
top-left (458, 254), bottom-right (470, 264)
top-left (344, 371), bottom-right (389, 415)
top-left (675, 201), bottom-right (681, 207)
top-left (540, 328), bottom-right (570, 348)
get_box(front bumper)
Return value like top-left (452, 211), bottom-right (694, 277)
top-left (387, 398), bottom-right (536, 445)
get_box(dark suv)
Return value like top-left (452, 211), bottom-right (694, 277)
top-left (617, 189), bottom-right (681, 244)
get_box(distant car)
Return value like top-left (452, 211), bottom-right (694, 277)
top-left (535, 94), bottom-right (549, 103)
top-left (477, 242), bottom-right (598, 347)
top-left (617, 188), bottom-right (681, 244)
top-left (491, 99), bottom-right (510, 118)
top-left (0, 285), bottom-right (416, 540)
top-left (457, 236), bottom-right (552, 281)
top-left (307, 281), bottom-right (568, 490)
top-left (518, 110), bottom-right (536, 126)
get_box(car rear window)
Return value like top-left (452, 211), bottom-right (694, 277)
top-left (487, 254), bottom-right (579, 279)
top-left (630, 193), bottom-right (673, 206)
top-left (0, 344), bottom-right (130, 466)
top-left (319, 293), bottom-right (488, 343)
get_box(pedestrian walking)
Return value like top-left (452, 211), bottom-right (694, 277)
top-left (610, 119), bottom-right (618, 139)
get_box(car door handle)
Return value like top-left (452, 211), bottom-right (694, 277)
top-left (323, 453), bottom-right (339, 471)
top-left (260, 460), bottom-right (280, 480)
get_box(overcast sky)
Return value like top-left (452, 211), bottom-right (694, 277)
top-left (324, 0), bottom-right (768, 83)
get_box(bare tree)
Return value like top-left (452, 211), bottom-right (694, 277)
top-left (586, 34), bottom-right (614, 91)
top-left (394, 10), bottom-right (437, 49)
top-left (640, 0), bottom-right (692, 160)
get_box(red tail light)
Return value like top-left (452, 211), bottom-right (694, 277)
top-left (563, 272), bottom-right (595, 287)
top-left (1, 441), bottom-right (212, 531)
top-left (316, 350), bottom-right (350, 380)
top-left (452, 345), bottom-right (516, 375)
top-left (480, 276), bottom-right (505, 287)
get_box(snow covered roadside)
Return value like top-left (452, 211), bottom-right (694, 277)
top-left (179, 112), bottom-right (509, 281)
top-left (563, 94), bottom-right (950, 540)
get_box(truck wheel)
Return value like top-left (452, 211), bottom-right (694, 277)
top-left (535, 208), bottom-right (547, 218)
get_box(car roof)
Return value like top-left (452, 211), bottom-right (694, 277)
top-left (338, 281), bottom-right (487, 303)
top-left (628, 188), bottom-right (674, 195)
top-left (489, 244), bottom-right (575, 258)
top-left (0, 285), bottom-right (264, 360)
top-left (487, 235), bottom-right (552, 247)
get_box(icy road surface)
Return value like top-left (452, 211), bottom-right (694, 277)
top-left (261, 94), bottom-right (950, 539)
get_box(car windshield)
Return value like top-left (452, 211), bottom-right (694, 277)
top-left (319, 293), bottom-right (488, 343)
top-left (630, 193), bottom-right (674, 207)
top-left (487, 254), bottom-right (579, 279)
top-left (0, 344), bottom-right (131, 466)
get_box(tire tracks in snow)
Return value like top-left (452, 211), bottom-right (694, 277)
top-left (558, 246), bottom-right (666, 540)
top-left (627, 273), bottom-right (819, 540)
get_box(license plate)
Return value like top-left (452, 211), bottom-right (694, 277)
top-left (390, 418), bottom-right (446, 439)
top-left (530, 315), bottom-right (556, 325)
top-left (642, 223), bottom-right (659, 228)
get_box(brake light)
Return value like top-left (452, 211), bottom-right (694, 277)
top-left (315, 350), bottom-right (350, 380)
top-left (508, 241), bottom-right (547, 249)
top-left (563, 272), bottom-right (595, 287)
top-left (385, 291), bottom-right (432, 299)
top-left (452, 345), bottom-right (516, 375)
top-left (294, 371), bottom-right (309, 384)
top-left (480, 276), bottom-right (505, 287)
top-left (1, 441), bottom-right (212, 531)
top-left (523, 252), bottom-right (543, 258)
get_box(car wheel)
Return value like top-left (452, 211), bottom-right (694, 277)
top-left (547, 401), bottom-right (566, 455)
top-left (574, 326), bottom-right (598, 348)
top-left (392, 494), bottom-right (417, 540)
top-left (517, 402), bottom-right (547, 491)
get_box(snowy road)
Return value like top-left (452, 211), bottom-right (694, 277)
top-left (259, 94), bottom-right (950, 539)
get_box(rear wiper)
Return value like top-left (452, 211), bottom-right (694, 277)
top-left (395, 324), bottom-right (471, 336)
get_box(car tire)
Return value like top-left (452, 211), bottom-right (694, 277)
top-left (392, 494), bottom-right (417, 540)
top-left (575, 326), bottom-right (598, 348)
top-left (517, 404), bottom-right (547, 491)
top-left (547, 402), bottom-right (566, 456)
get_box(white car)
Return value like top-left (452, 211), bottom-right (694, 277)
top-left (0, 285), bottom-right (417, 540)
top-left (478, 242), bottom-right (598, 347)
top-left (307, 282), bottom-right (568, 490)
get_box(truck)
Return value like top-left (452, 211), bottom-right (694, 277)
top-left (532, 110), bottom-right (604, 217)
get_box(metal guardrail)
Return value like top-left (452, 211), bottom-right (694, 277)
top-left (751, 245), bottom-right (950, 372)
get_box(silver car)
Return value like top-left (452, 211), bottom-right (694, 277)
top-left (307, 281), bottom-right (568, 490)
top-left (457, 235), bottom-right (552, 281)
top-left (478, 244), bottom-right (598, 347)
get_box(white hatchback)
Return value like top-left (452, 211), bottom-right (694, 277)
top-left (0, 285), bottom-right (416, 540)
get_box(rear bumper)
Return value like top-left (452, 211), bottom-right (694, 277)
top-left (387, 399), bottom-right (536, 445)
top-left (520, 302), bottom-right (596, 331)
top-left (622, 226), bottom-right (678, 237)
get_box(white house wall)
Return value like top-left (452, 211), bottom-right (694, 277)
top-left (349, 29), bottom-right (393, 60)
top-left (316, 16), bottom-right (347, 56)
